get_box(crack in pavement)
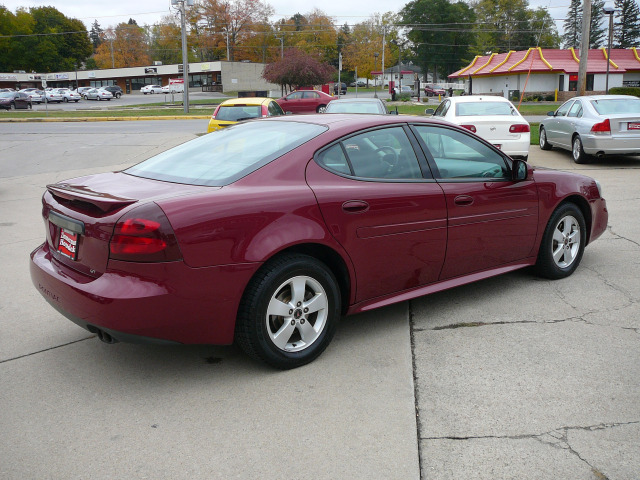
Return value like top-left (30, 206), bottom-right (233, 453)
top-left (0, 335), bottom-right (95, 364)
top-left (606, 225), bottom-right (640, 249)
top-left (421, 421), bottom-right (640, 479)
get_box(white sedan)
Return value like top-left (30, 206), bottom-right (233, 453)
top-left (141, 85), bottom-right (163, 94)
top-left (427, 95), bottom-right (530, 161)
top-left (56, 88), bottom-right (81, 102)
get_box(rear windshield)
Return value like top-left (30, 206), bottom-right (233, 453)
top-left (456, 101), bottom-right (516, 116)
top-left (216, 105), bottom-right (263, 121)
top-left (124, 121), bottom-right (327, 187)
top-left (590, 98), bottom-right (640, 115)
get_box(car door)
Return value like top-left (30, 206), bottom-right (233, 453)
top-left (545, 100), bottom-right (574, 147)
top-left (412, 124), bottom-right (539, 280)
top-left (283, 91), bottom-right (304, 112)
top-left (302, 91), bottom-right (320, 112)
top-left (306, 125), bottom-right (448, 302)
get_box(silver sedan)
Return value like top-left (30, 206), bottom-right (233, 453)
top-left (82, 88), bottom-right (113, 101)
top-left (539, 95), bottom-right (640, 163)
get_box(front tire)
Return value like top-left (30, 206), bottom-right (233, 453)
top-left (235, 254), bottom-right (341, 369)
top-left (572, 135), bottom-right (588, 164)
top-left (539, 126), bottom-right (552, 150)
top-left (535, 203), bottom-right (586, 279)
top-left (316, 104), bottom-right (327, 113)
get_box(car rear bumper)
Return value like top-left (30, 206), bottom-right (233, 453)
top-left (30, 242), bottom-right (259, 345)
top-left (582, 134), bottom-right (640, 155)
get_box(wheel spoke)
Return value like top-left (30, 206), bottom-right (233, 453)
top-left (271, 321), bottom-right (296, 350)
top-left (562, 218), bottom-right (574, 236)
top-left (553, 228), bottom-right (565, 244)
top-left (564, 245), bottom-right (576, 264)
top-left (568, 229), bottom-right (579, 244)
top-left (297, 320), bottom-right (318, 343)
top-left (552, 245), bottom-right (565, 263)
top-left (290, 277), bottom-right (307, 305)
top-left (304, 293), bottom-right (327, 314)
top-left (267, 298), bottom-right (292, 318)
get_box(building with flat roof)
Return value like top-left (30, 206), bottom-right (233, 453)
top-left (448, 48), bottom-right (640, 101)
top-left (0, 61), bottom-right (279, 94)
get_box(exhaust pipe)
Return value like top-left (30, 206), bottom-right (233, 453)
top-left (87, 325), bottom-right (118, 344)
top-left (596, 151), bottom-right (605, 159)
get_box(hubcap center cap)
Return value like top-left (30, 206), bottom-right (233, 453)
top-left (293, 309), bottom-right (303, 320)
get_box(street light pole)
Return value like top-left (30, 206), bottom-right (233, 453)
top-left (604, 6), bottom-right (615, 94)
top-left (374, 52), bottom-right (379, 98)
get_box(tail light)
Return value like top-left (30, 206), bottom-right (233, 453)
top-left (509, 124), bottom-right (530, 133)
top-left (461, 124), bottom-right (476, 133)
top-left (591, 118), bottom-right (611, 134)
top-left (110, 203), bottom-right (182, 262)
top-left (211, 105), bottom-right (220, 119)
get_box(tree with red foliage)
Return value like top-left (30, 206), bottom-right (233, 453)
top-left (262, 48), bottom-right (335, 93)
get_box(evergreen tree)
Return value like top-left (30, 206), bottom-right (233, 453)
top-left (589, 0), bottom-right (607, 47)
top-left (613, 0), bottom-right (640, 48)
top-left (89, 20), bottom-right (103, 50)
top-left (562, 0), bottom-right (582, 48)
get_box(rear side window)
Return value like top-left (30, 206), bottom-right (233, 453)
top-left (126, 121), bottom-right (327, 187)
top-left (268, 101), bottom-right (284, 116)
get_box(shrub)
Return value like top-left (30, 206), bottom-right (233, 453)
top-left (609, 87), bottom-right (640, 98)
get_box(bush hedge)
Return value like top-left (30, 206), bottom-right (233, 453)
top-left (608, 87), bottom-right (640, 97)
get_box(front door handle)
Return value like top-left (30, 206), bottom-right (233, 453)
top-left (454, 195), bottom-right (474, 206)
top-left (342, 200), bottom-right (369, 213)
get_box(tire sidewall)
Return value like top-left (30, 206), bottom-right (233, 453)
top-left (238, 255), bottom-right (340, 369)
top-left (536, 203), bottom-right (586, 279)
top-left (572, 136), bottom-right (586, 164)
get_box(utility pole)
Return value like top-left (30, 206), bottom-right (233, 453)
top-left (577, 0), bottom-right (591, 96)
top-left (172, 0), bottom-right (192, 113)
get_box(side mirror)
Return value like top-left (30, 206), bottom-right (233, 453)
top-left (425, 108), bottom-right (435, 115)
top-left (547, 111), bottom-right (555, 116)
top-left (511, 159), bottom-right (528, 181)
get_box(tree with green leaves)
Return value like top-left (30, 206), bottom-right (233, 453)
top-left (613, 0), bottom-right (640, 48)
top-left (401, 0), bottom-right (475, 81)
top-left (562, 0), bottom-right (582, 48)
top-left (529, 7), bottom-right (560, 48)
top-left (89, 20), bottom-right (103, 50)
top-left (589, 0), bottom-right (606, 47)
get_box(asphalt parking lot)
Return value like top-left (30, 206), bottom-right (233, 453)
top-left (0, 120), bottom-right (638, 479)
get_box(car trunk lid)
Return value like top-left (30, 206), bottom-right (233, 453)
top-left (42, 172), bottom-right (215, 277)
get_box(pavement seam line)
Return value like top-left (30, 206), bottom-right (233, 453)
top-left (0, 335), bottom-right (95, 364)
top-left (408, 300), bottom-right (425, 480)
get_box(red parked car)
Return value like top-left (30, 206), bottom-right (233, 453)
top-left (276, 89), bottom-right (334, 113)
top-left (424, 84), bottom-right (446, 97)
top-left (30, 115), bottom-right (608, 369)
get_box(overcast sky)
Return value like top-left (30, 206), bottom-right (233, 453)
top-left (2, 0), bottom-right (573, 33)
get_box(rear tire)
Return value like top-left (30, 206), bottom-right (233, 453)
top-left (317, 104), bottom-right (327, 113)
top-left (539, 126), bottom-right (552, 150)
top-left (235, 254), bottom-right (341, 369)
top-left (572, 135), bottom-right (588, 164)
top-left (535, 203), bottom-right (586, 279)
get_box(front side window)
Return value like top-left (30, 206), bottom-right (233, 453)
top-left (126, 121), bottom-right (327, 187)
top-left (287, 91), bottom-right (303, 100)
top-left (414, 125), bottom-right (509, 180)
top-left (267, 101), bottom-right (284, 116)
top-left (555, 101), bottom-right (573, 117)
top-left (303, 91), bottom-right (320, 99)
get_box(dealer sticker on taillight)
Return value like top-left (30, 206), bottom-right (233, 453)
top-left (58, 228), bottom-right (78, 260)
top-left (493, 144), bottom-right (502, 150)
top-left (629, 122), bottom-right (640, 130)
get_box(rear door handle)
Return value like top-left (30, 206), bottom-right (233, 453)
top-left (454, 195), bottom-right (474, 206)
top-left (342, 200), bottom-right (369, 213)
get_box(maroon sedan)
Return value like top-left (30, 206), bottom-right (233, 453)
top-left (276, 89), bottom-right (334, 114)
top-left (30, 115), bottom-right (608, 369)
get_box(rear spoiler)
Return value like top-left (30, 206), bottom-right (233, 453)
top-left (47, 183), bottom-right (138, 212)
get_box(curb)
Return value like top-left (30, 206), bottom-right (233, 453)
top-left (0, 115), bottom-right (211, 123)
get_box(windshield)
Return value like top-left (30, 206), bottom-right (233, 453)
top-left (326, 102), bottom-right (384, 114)
top-left (215, 105), bottom-right (263, 122)
top-left (590, 98), bottom-right (640, 115)
top-left (125, 121), bottom-right (327, 187)
top-left (0, 92), bottom-right (13, 98)
top-left (456, 101), bottom-right (516, 116)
